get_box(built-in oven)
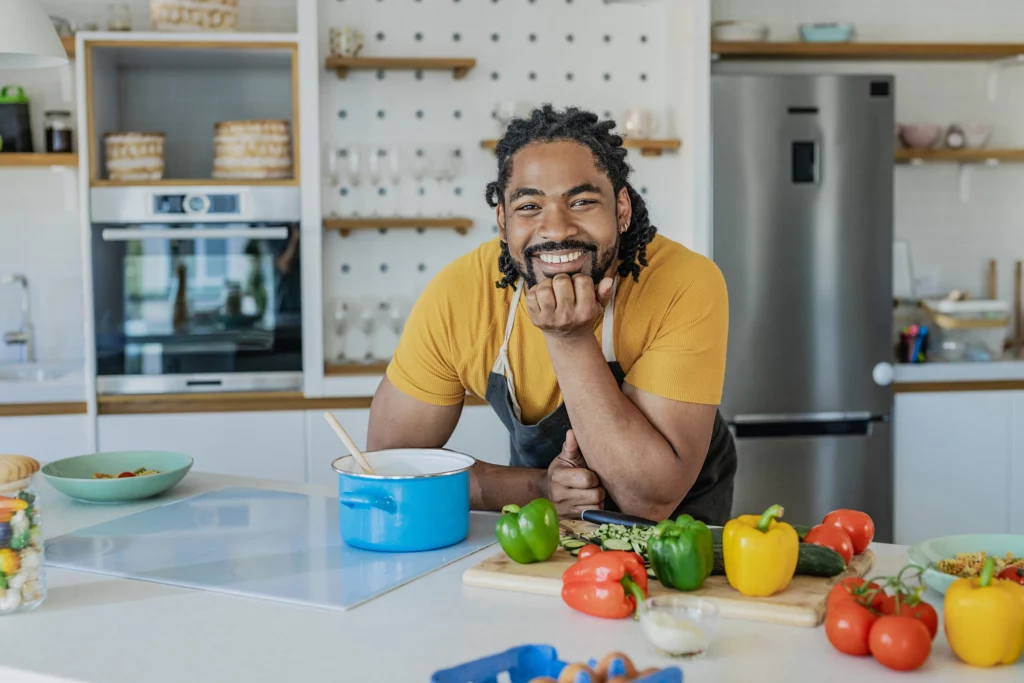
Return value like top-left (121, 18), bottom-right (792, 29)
top-left (90, 186), bottom-right (302, 395)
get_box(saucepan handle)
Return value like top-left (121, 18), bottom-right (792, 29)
top-left (339, 491), bottom-right (397, 514)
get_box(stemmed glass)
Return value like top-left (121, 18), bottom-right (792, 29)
top-left (407, 145), bottom-right (430, 217)
top-left (367, 146), bottom-right (386, 217)
top-left (345, 146), bottom-right (363, 216)
top-left (386, 145), bottom-right (402, 216)
top-left (386, 295), bottom-right (414, 337)
top-left (354, 295), bottom-right (388, 364)
top-left (433, 145), bottom-right (462, 216)
top-left (322, 144), bottom-right (342, 217)
top-left (332, 296), bottom-right (356, 363)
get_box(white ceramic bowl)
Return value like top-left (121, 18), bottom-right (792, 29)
top-left (711, 21), bottom-right (768, 42)
top-left (638, 595), bottom-right (720, 659)
top-left (961, 123), bottom-right (993, 149)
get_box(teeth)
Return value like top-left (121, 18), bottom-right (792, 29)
top-left (538, 251), bottom-right (583, 264)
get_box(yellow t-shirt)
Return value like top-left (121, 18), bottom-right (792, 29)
top-left (387, 234), bottom-right (729, 425)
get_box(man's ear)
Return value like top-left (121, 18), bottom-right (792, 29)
top-left (497, 202), bottom-right (507, 241)
top-left (616, 186), bottom-right (632, 234)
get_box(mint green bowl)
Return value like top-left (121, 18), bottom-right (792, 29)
top-left (907, 533), bottom-right (1024, 595)
top-left (41, 451), bottom-right (193, 503)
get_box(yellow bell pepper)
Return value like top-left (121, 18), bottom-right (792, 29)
top-left (944, 556), bottom-right (1024, 667)
top-left (723, 504), bottom-right (799, 597)
top-left (0, 548), bottom-right (20, 575)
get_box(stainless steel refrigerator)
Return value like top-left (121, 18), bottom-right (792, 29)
top-left (712, 74), bottom-right (895, 542)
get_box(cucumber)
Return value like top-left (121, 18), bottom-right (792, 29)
top-left (792, 524), bottom-right (812, 541)
top-left (601, 538), bottom-right (634, 552)
top-left (561, 539), bottom-right (588, 551)
top-left (707, 526), bottom-right (846, 578)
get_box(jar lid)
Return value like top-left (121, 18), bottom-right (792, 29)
top-left (0, 455), bottom-right (40, 485)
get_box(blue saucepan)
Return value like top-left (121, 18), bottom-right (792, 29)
top-left (331, 449), bottom-right (476, 552)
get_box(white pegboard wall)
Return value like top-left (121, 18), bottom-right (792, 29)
top-left (319, 0), bottom-right (685, 355)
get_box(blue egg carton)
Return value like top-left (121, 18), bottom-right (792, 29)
top-left (430, 645), bottom-right (683, 683)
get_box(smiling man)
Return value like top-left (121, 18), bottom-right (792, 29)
top-left (367, 105), bottom-right (737, 523)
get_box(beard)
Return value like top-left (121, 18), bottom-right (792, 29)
top-left (516, 238), bottom-right (619, 288)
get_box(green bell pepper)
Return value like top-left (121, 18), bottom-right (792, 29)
top-left (648, 514), bottom-right (714, 591)
top-left (494, 498), bottom-right (560, 564)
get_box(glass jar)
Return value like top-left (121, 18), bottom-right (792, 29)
top-left (44, 110), bottom-right (74, 153)
top-left (0, 456), bottom-right (46, 614)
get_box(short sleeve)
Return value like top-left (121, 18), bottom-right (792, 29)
top-left (386, 272), bottom-right (467, 406)
top-left (624, 258), bottom-right (729, 405)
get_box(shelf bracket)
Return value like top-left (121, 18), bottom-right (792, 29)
top-left (986, 54), bottom-right (1024, 102)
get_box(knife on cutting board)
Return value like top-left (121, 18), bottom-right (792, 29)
top-left (580, 509), bottom-right (658, 528)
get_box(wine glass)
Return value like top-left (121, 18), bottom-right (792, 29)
top-left (407, 145), bottom-right (430, 216)
top-left (322, 144), bottom-right (342, 216)
top-left (367, 146), bottom-right (386, 216)
top-left (332, 296), bottom-right (356, 363)
top-left (355, 295), bottom-right (386, 364)
top-left (386, 145), bottom-right (402, 216)
top-left (386, 294), bottom-right (415, 336)
top-left (345, 146), bottom-right (363, 216)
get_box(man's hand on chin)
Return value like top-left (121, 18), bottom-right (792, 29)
top-left (542, 429), bottom-right (606, 519)
top-left (526, 274), bottom-right (614, 340)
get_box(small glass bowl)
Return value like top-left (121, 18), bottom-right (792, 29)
top-left (637, 595), bottom-right (719, 659)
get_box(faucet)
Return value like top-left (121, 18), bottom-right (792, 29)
top-left (1, 274), bottom-right (34, 364)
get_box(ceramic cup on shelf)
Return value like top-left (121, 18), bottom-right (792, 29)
top-left (330, 27), bottom-right (365, 57)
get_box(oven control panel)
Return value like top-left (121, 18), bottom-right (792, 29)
top-left (152, 193), bottom-right (241, 216)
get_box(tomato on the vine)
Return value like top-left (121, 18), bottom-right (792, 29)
top-left (804, 524), bottom-right (854, 564)
top-left (822, 509), bottom-right (874, 554)
top-left (868, 616), bottom-right (931, 671)
top-left (825, 603), bottom-right (878, 656)
top-left (827, 577), bottom-right (884, 612)
top-left (117, 471), bottom-right (136, 478)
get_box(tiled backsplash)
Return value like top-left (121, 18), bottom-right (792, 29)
top-left (713, 0), bottom-right (1024, 302)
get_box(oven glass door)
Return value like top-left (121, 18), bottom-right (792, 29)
top-left (92, 222), bottom-right (302, 392)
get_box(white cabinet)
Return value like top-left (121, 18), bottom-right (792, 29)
top-left (0, 415), bottom-right (90, 463)
top-left (893, 392), bottom-right (1015, 545)
top-left (305, 404), bottom-right (510, 488)
top-left (98, 412), bottom-right (306, 482)
top-left (1012, 393), bottom-right (1024, 534)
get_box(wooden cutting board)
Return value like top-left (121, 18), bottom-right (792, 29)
top-left (463, 520), bottom-right (875, 627)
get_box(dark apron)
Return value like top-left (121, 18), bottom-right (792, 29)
top-left (484, 279), bottom-right (737, 526)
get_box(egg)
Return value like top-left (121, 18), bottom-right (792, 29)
top-left (594, 652), bottom-right (635, 680)
top-left (558, 663), bottom-right (597, 683)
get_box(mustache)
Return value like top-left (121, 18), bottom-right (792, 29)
top-left (523, 240), bottom-right (598, 260)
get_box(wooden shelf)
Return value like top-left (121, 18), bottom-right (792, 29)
top-left (325, 362), bottom-right (390, 376)
top-left (325, 56), bottom-right (476, 80)
top-left (324, 216), bottom-right (473, 237)
top-left (62, 36), bottom-right (75, 58)
top-left (895, 148), bottom-right (1024, 163)
top-left (481, 138), bottom-right (681, 157)
top-left (0, 153), bottom-right (78, 168)
top-left (712, 41), bottom-right (1024, 61)
top-left (91, 177), bottom-right (297, 187)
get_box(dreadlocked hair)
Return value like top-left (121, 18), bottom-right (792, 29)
top-left (485, 104), bottom-right (657, 289)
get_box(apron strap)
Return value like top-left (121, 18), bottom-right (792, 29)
top-left (491, 281), bottom-right (525, 422)
top-left (602, 278), bottom-right (618, 363)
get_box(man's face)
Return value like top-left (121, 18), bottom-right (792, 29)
top-left (497, 141), bottom-right (631, 288)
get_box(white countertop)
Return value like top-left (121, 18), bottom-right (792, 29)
top-left (2, 473), bottom-right (1018, 683)
top-left (895, 359), bottom-right (1024, 384)
top-left (0, 364), bottom-right (86, 405)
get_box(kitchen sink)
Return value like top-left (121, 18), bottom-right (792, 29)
top-left (0, 364), bottom-right (71, 383)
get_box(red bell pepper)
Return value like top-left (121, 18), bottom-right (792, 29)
top-left (561, 548), bottom-right (648, 619)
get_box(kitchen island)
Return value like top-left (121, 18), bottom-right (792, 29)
top-left (3, 473), bottom-right (1016, 683)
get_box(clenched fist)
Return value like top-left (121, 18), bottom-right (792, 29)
top-left (542, 429), bottom-right (606, 519)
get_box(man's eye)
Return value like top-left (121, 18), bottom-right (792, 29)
top-left (572, 199), bottom-right (595, 207)
top-left (517, 203), bottom-right (540, 211)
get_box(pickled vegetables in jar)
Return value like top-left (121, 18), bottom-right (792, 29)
top-left (0, 455), bottom-right (46, 614)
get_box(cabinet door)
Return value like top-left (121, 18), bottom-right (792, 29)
top-left (1012, 392), bottom-right (1024, 534)
top-left (98, 412), bottom-right (306, 482)
top-left (894, 392), bottom-right (1013, 545)
top-left (305, 405), bottom-right (510, 487)
top-left (0, 415), bottom-right (90, 462)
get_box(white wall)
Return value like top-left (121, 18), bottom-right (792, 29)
top-left (713, 0), bottom-right (1024, 302)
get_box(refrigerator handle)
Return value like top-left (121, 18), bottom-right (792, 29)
top-left (729, 412), bottom-right (888, 439)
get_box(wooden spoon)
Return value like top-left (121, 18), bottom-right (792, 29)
top-left (323, 412), bottom-right (377, 475)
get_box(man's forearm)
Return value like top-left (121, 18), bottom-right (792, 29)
top-left (470, 461), bottom-right (547, 511)
top-left (545, 334), bottom-right (683, 519)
